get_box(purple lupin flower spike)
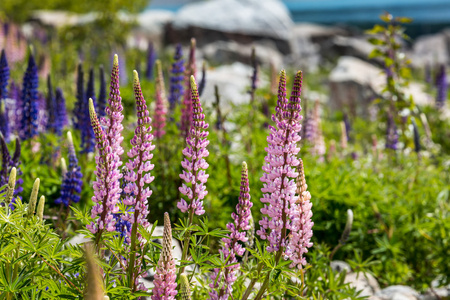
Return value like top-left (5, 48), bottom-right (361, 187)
top-left (198, 61), bottom-right (206, 97)
top-left (55, 131), bottom-right (83, 207)
top-left (209, 162), bottom-right (252, 300)
top-left (154, 60), bottom-right (167, 139)
top-left (81, 68), bottom-right (96, 153)
top-left (285, 159), bottom-right (313, 269)
top-left (9, 81), bottom-right (21, 133)
top-left (86, 98), bottom-right (121, 236)
top-left (257, 70), bottom-right (303, 254)
top-left (121, 70), bottom-right (155, 241)
top-left (45, 75), bottom-right (59, 135)
top-left (386, 113), bottom-right (398, 150)
top-left (55, 87), bottom-right (67, 134)
top-left (20, 53), bottom-right (39, 140)
top-left (181, 38), bottom-right (196, 139)
top-left (168, 44), bottom-right (184, 112)
top-left (152, 212), bottom-right (178, 300)
top-left (177, 76), bottom-right (210, 216)
top-left (102, 54), bottom-right (124, 159)
top-left (73, 63), bottom-right (84, 131)
top-left (0, 102), bottom-right (9, 142)
top-left (435, 64), bottom-right (447, 109)
top-left (97, 65), bottom-right (107, 118)
top-left (145, 41), bottom-right (156, 81)
top-left (0, 49), bottom-right (9, 100)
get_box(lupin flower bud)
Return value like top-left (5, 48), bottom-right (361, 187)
top-left (152, 212), bottom-right (177, 300)
top-left (37, 195), bottom-right (45, 221)
top-left (27, 178), bottom-right (40, 217)
top-left (61, 157), bottom-right (67, 177)
top-left (339, 209), bottom-right (353, 244)
top-left (84, 243), bottom-right (104, 300)
top-left (86, 98), bottom-right (121, 234)
top-left (179, 274), bottom-right (191, 300)
top-left (177, 76), bottom-right (210, 216)
top-left (5, 167), bottom-right (16, 206)
top-left (154, 60), bottom-right (167, 139)
top-left (209, 161), bottom-right (252, 299)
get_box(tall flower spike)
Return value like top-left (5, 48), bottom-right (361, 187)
top-left (20, 53), bottom-right (39, 140)
top-left (4, 167), bottom-right (16, 210)
top-left (0, 49), bottom-right (9, 99)
top-left (81, 68), bottom-right (96, 153)
top-left (154, 60), bottom-right (167, 139)
top-left (257, 71), bottom-right (304, 254)
top-left (436, 64), bottom-right (447, 109)
top-left (198, 61), bottom-right (206, 97)
top-left (0, 101), bottom-right (9, 142)
top-left (86, 98), bottom-right (121, 234)
top-left (28, 178), bottom-right (40, 217)
top-left (177, 76), bottom-right (210, 216)
top-left (102, 54), bottom-right (124, 158)
top-left (121, 71), bottom-right (155, 240)
top-left (98, 65), bottom-right (107, 118)
top-left (168, 44), bottom-right (184, 111)
top-left (285, 158), bottom-right (313, 269)
top-left (386, 113), bottom-right (398, 150)
top-left (181, 38), bottom-right (197, 139)
top-left (36, 195), bottom-right (45, 221)
top-left (0, 135), bottom-right (23, 203)
top-left (209, 161), bottom-right (252, 300)
top-left (152, 212), bottom-right (178, 300)
top-left (45, 75), bottom-right (58, 134)
top-left (55, 88), bottom-right (67, 134)
top-left (55, 131), bottom-right (83, 207)
top-left (73, 63), bottom-right (85, 130)
top-left (145, 41), bottom-right (156, 80)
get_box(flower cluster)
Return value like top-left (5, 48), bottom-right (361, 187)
top-left (177, 76), bottom-right (209, 216)
top-left (145, 41), bottom-right (156, 80)
top-left (386, 113), bottom-right (398, 150)
top-left (0, 49), bottom-right (10, 141)
top-left (435, 64), bottom-right (447, 109)
top-left (20, 53), bottom-right (39, 140)
top-left (257, 70), bottom-right (303, 253)
top-left (181, 38), bottom-right (196, 139)
top-left (86, 98), bottom-right (121, 234)
top-left (168, 44), bottom-right (184, 111)
top-left (209, 162), bottom-right (252, 300)
top-left (55, 132), bottom-right (83, 207)
top-left (121, 71), bottom-right (155, 239)
top-left (45, 75), bottom-right (58, 134)
top-left (285, 159), bottom-right (313, 269)
top-left (152, 212), bottom-right (177, 300)
top-left (153, 60), bottom-right (167, 139)
top-left (55, 88), bottom-right (67, 134)
top-left (0, 136), bottom-right (23, 207)
top-left (73, 63), bottom-right (85, 131)
top-left (98, 65), bottom-right (107, 118)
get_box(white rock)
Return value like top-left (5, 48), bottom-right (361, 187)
top-left (376, 285), bottom-right (420, 300)
top-left (412, 33), bottom-right (449, 68)
top-left (344, 272), bottom-right (380, 297)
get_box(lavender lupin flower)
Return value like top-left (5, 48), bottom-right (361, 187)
top-left (0, 49), bottom-right (9, 100)
top-left (121, 71), bottom-right (155, 240)
top-left (55, 132), bottom-right (83, 207)
top-left (168, 44), bottom-right (184, 111)
top-left (45, 75), bottom-right (59, 134)
top-left (73, 63), bottom-right (85, 131)
top-left (98, 65), bottom-right (107, 118)
top-left (435, 64), bottom-right (447, 109)
top-left (257, 70), bottom-right (303, 254)
top-left (386, 113), bottom-right (398, 150)
top-left (145, 41), bottom-right (156, 81)
top-left (81, 68), bottom-right (96, 153)
top-left (55, 88), bottom-right (67, 133)
top-left (20, 53), bottom-right (39, 140)
top-left (86, 98), bottom-right (121, 235)
top-left (154, 60), bottom-right (167, 139)
top-left (177, 76), bottom-right (209, 216)
top-left (285, 159), bottom-right (313, 269)
top-left (101, 54), bottom-right (124, 159)
top-left (181, 38), bottom-right (196, 139)
top-left (9, 81), bottom-right (21, 133)
top-left (209, 162), bottom-right (252, 300)
top-left (152, 212), bottom-right (178, 300)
